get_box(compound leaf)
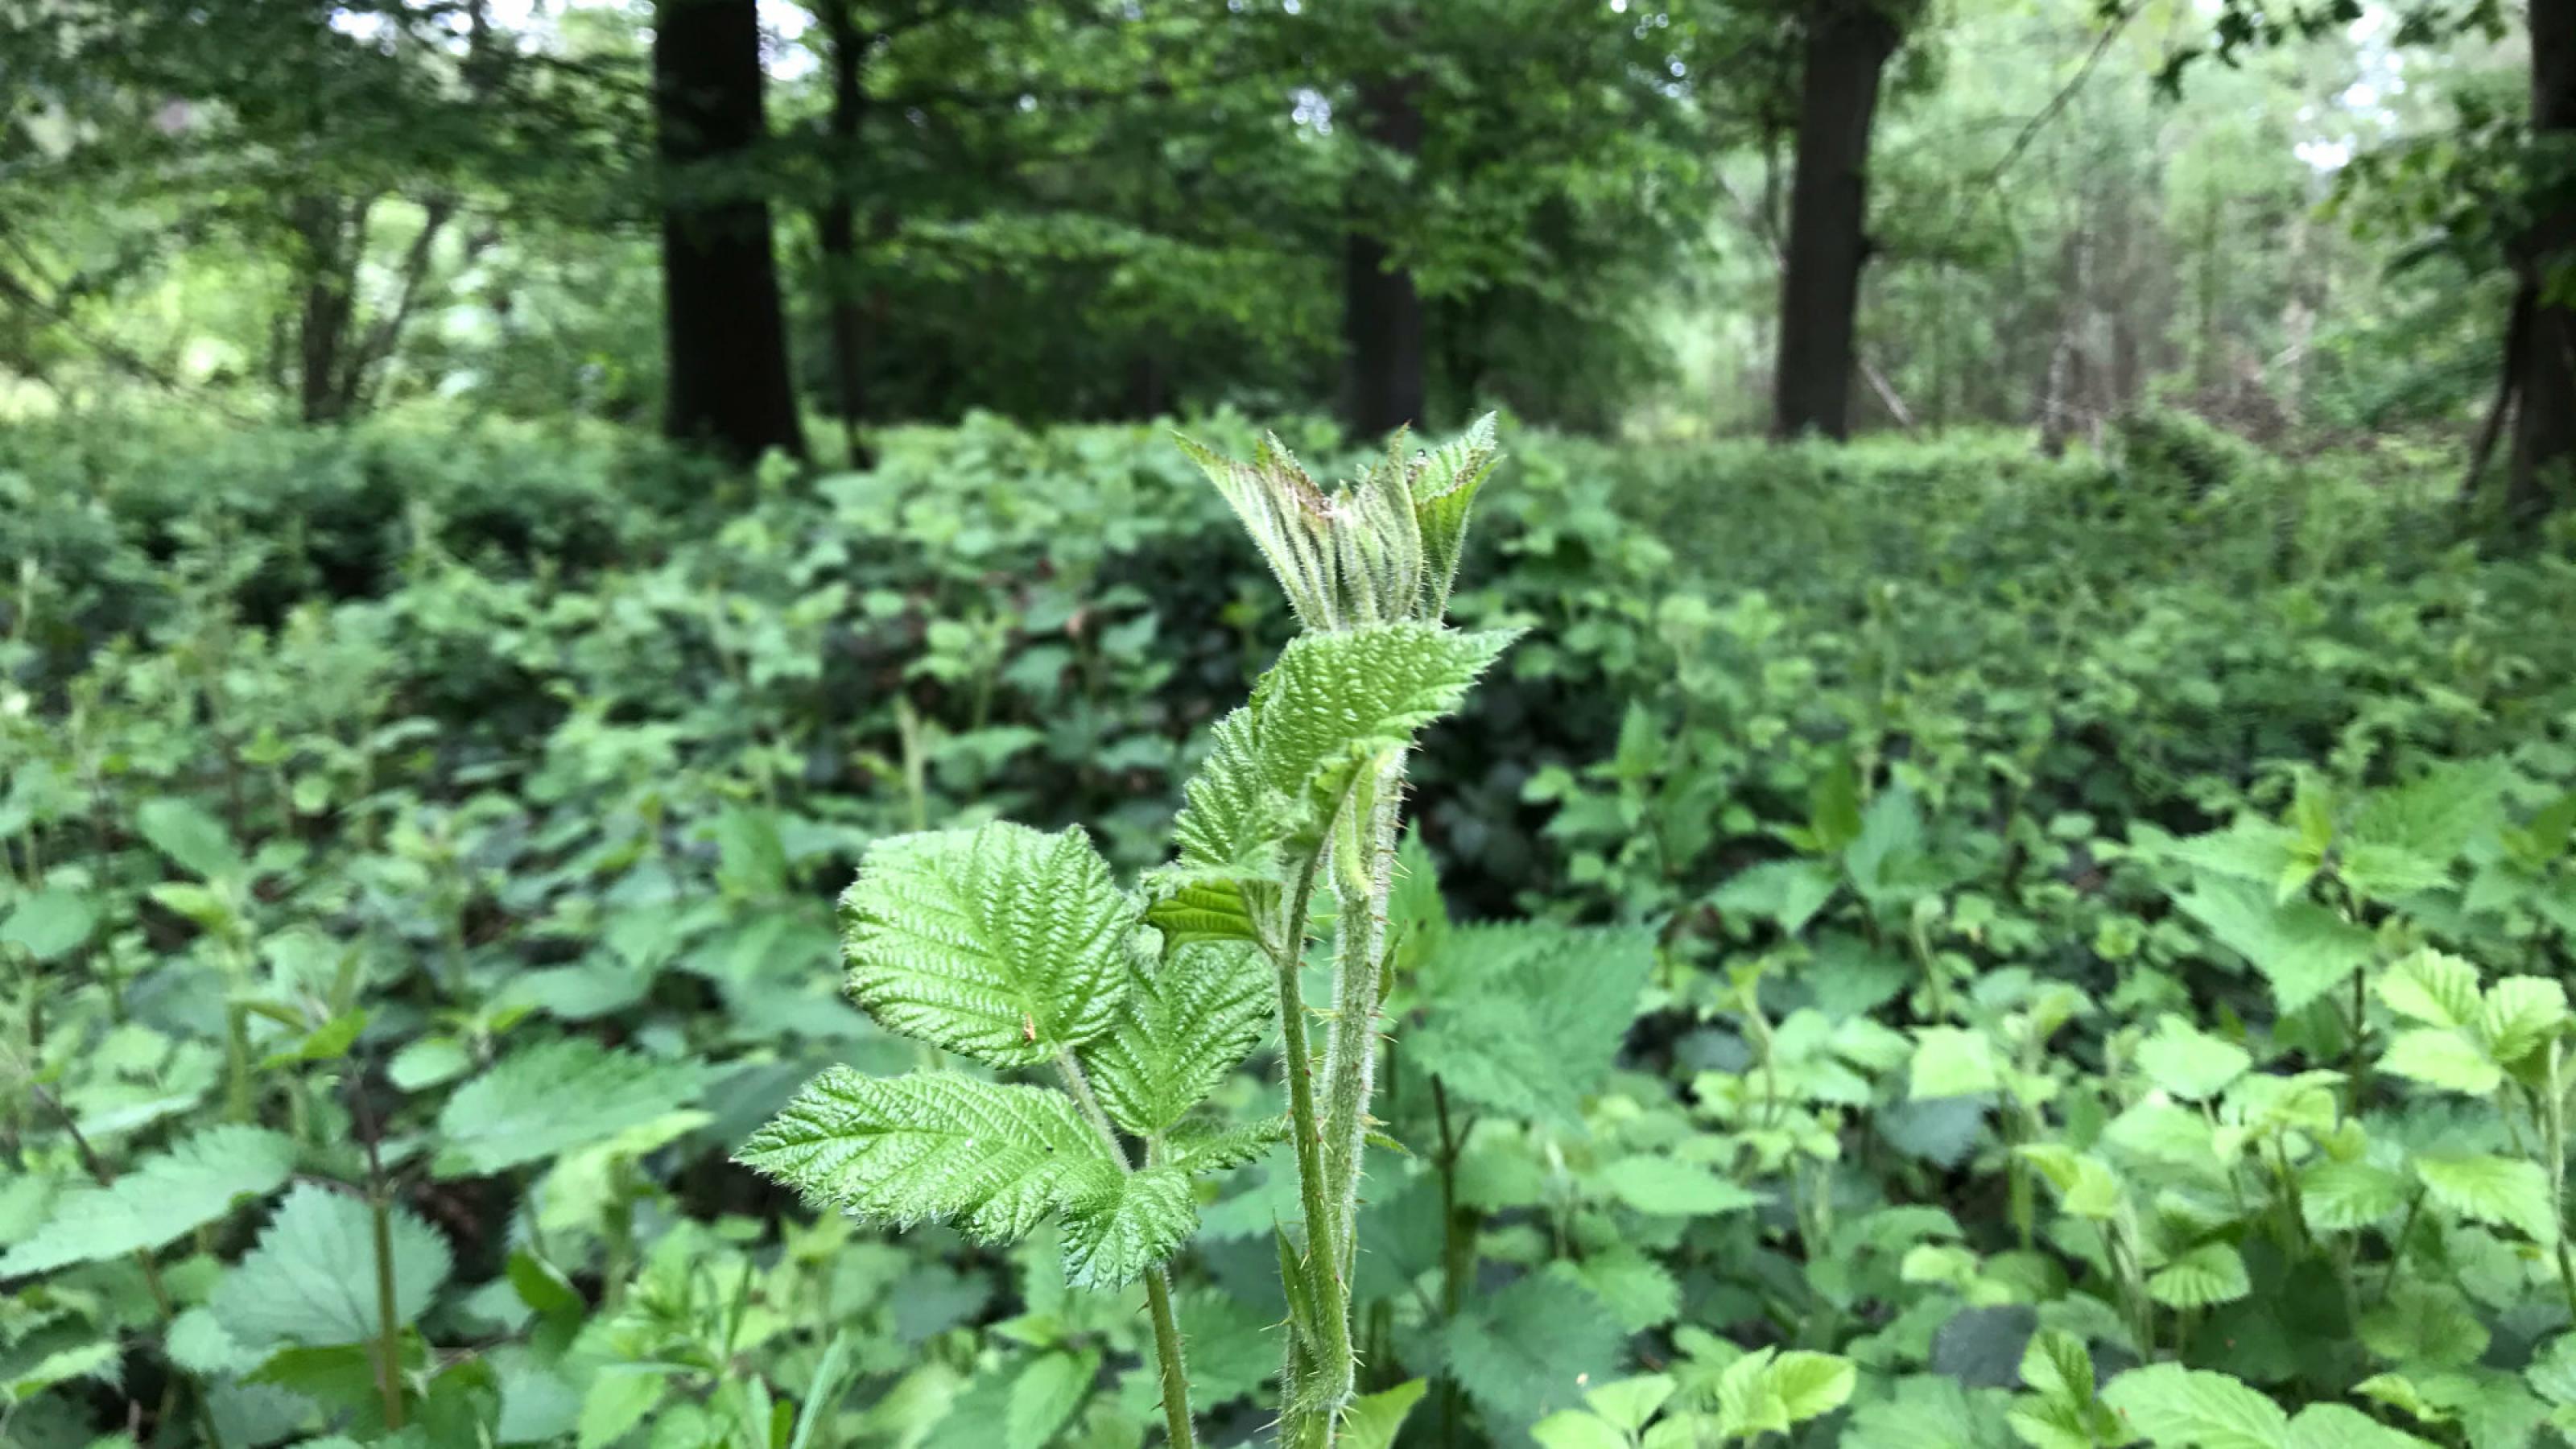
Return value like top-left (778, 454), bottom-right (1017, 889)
top-left (841, 822), bottom-right (1133, 1066)
top-left (737, 1068), bottom-right (1118, 1247)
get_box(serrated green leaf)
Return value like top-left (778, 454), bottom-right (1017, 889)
top-left (433, 1038), bottom-right (704, 1178)
top-left (211, 1183), bottom-right (452, 1349)
top-left (1570, 1245), bottom-right (1682, 1331)
top-left (1250, 622), bottom-right (1514, 830)
top-left (2019, 1328), bottom-right (2095, 1404)
top-left (2382, 1028), bottom-right (2502, 1095)
top-left (1771, 1352), bottom-right (1857, 1422)
top-left (2480, 977), bottom-right (2566, 1066)
top-left (2136, 1016), bottom-right (2252, 1100)
top-left (1442, 1269), bottom-right (1626, 1435)
top-left (1344, 1377), bottom-right (1432, 1449)
top-left (2281, 1404), bottom-right (2436, 1449)
top-left (2360, 1281), bottom-right (2488, 1367)
top-left (1083, 941), bottom-right (1267, 1137)
top-left (2416, 1154), bottom-right (2557, 1244)
top-left (2300, 1159), bottom-right (2408, 1232)
top-left (1151, 708), bottom-right (1287, 948)
top-left (2353, 761), bottom-right (2506, 867)
top-left (0, 1124), bottom-right (295, 1276)
top-left (2098, 1364), bottom-right (2286, 1449)
top-left (1716, 1348), bottom-right (1857, 1440)
top-left (2378, 951), bottom-right (2482, 1030)
top-left (840, 822), bottom-right (1133, 1066)
top-left (1913, 1027), bottom-right (2004, 1099)
top-left (2019, 1144), bottom-right (2123, 1219)
top-left (1711, 858), bottom-right (1839, 935)
top-left (1060, 1164), bottom-right (1194, 1287)
top-left (1415, 415), bottom-right (1498, 590)
top-left (1410, 923), bottom-right (1653, 1125)
top-left (136, 796), bottom-right (246, 880)
top-left (1596, 1156), bottom-right (1761, 1217)
top-left (1164, 1115), bottom-right (1287, 1176)
top-left (1005, 1349), bottom-right (1096, 1449)
top-left (738, 1067), bottom-right (1118, 1249)
top-left (2148, 1242), bottom-right (2252, 1309)
top-left (1, 888), bottom-right (95, 962)
top-left (2172, 877), bottom-right (2372, 1013)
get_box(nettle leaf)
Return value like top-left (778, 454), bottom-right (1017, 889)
top-left (2480, 977), bottom-right (2567, 1065)
top-left (1344, 1377), bottom-right (1434, 1449)
top-left (433, 1038), bottom-right (706, 1178)
top-left (2416, 1154), bottom-right (2557, 1244)
top-left (0, 1124), bottom-right (295, 1277)
top-left (2136, 1016), bottom-right (2252, 1100)
top-left (2148, 1242), bottom-right (2252, 1309)
top-left (2300, 1159), bottom-right (2409, 1232)
top-left (1060, 1164), bottom-right (1194, 1289)
top-left (2382, 1028), bottom-right (2502, 1096)
top-left (212, 1183), bottom-right (452, 1351)
top-left (136, 796), bottom-right (248, 880)
top-left (1441, 1269), bottom-right (1627, 1435)
top-left (2171, 877), bottom-right (2373, 1013)
top-left (2378, 951), bottom-right (2482, 1030)
top-left (1251, 622), bottom-right (1516, 829)
top-left (1410, 923), bottom-right (1655, 1125)
top-left (1596, 1157), bottom-right (1761, 1217)
top-left (841, 822), bottom-right (1134, 1066)
top-left (2282, 1403), bottom-right (2438, 1449)
top-left (2352, 760), bottom-right (2508, 868)
top-left (1, 887), bottom-right (96, 962)
top-left (1911, 1027), bottom-right (2003, 1099)
top-left (2098, 1364), bottom-right (2286, 1448)
top-left (1083, 940), bottom-right (1268, 1137)
top-left (1150, 709), bottom-right (1290, 948)
top-left (739, 1067), bottom-right (1123, 1251)
top-left (1710, 858), bottom-right (1839, 935)
top-left (1717, 1348), bottom-right (1857, 1441)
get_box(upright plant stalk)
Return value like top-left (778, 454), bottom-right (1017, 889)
top-left (1055, 1050), bottom-right (1198, 1449)
top-left (1319, 758), bottom-right (1404, 1268)
top-left (1179, 419), bottom-right (1500, 1447)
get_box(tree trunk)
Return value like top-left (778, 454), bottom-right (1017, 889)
top-left (293, 194), bottom-right (360, 424)
top-left (816, 0), bottom-right (872, 466)
top-left (2508, 0), bottom-right (2576, 514)
top-left (1771, 0), bottom-right (1901, 440)
top-left (654, 0), bottom-right (805, 464)
top-left (1344, 72), bottom-right (1427, 438)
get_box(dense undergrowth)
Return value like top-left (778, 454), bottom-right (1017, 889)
top-left (6, 406), bottom-right (2576, 1448)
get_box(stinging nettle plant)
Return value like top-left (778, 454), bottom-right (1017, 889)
top-left (738, 417), bottom-right (1516, 1447)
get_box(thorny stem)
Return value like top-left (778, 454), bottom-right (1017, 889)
top-left (1054, 1050), bottom-right (1197, 1449)
top-left (1320, 757), bottom-right (1404, 1265)
top-left (1286, 753), bottom-right (1409, 1446)
top-left (1268, 854), bottom-right (1352, 1436)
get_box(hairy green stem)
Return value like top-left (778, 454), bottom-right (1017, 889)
top-left (1320, 758), bottom-right (1404, 1265)
top-left (1143, 1269), bottom-right (1194, 1448)
top-left (1269, 858), bottom-right (1352, 1437)
top-left (1055, 1050), bottom-right (1197, 1449)
top-left (1284, 754), bottom-right (1407, 1447)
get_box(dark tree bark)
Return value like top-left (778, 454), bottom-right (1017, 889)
top-left (1771, 0), bottom-right (1901, 441)
top-left (654, 0), bottom-right (805, 464)
top-left (816, 0), bottom-right (872, 465)
top-left (2507, 0), bottom-right (2576, 514)
top-left (293, 194), bottom-right (359, 424)
top-left (1344, 72), bottom-right (1427, 438)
